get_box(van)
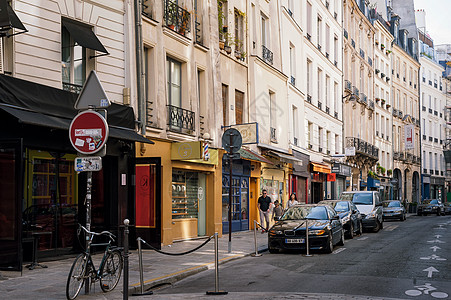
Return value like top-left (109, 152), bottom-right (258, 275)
top-left (340, 191), bottom-right (383, 232)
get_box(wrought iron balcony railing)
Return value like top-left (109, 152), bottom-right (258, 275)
top-left (345, 137), bottom-right (379, 159)
top-left (344, 29), bottom-right (348, 39)
top-left (270, 127), bottom-right (277, 143)
top-left (262, 45), bottom-right (274, 65)
top-left (293, 137), bottom-right (298, 146)
top-left (167, 105), bottom-right (195, 132)
top-left (393, 108), bottom-right (398, 116)
top-left (351, 39), bottom-right (355, 48)
top-left (345, 80), bottom-right (352, 92)
top-left (369, 100), bottom-right (374, 110)
top-left (353, 86), bottom-right (360, 98)
top-left (360, 48), bottom-right (365, 59)
top-left (368, 57), bottom-right (372, 67)
top-left (163, 0), bottom-right (191, 37)
top-left (290, 76), bottom-right (296, 86)
top-left (63, 82), bottom-right (82, 94)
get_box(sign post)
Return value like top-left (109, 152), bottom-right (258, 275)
top-left (222, 128), bottom-right (242, 253)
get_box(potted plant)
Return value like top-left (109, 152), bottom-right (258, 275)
top-left (387, 169), bottom-right (393, 176)
top-left (375, 97), bottom-right (380, 102)
top-left (381, 99), bottom-right (386, 105)
top-left (381, 43), bottom-right (385, 50)
top-left (386, 103), bottom-right (391, 108)
top-left (381, 167), bottom-right (386, 176)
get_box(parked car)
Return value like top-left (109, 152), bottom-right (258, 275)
top-left (417, 199), bottom-right (445, 216)
top-left (444, 202), bottom-right (451, 215)
top-left (318, 200), bottom-right (362, 239)
top-left (382, 200), bottom-right (406, 221)
top-left (268, 204), bottom-right (344, 254)
top-left (340, 191), bottom-right (384, 232)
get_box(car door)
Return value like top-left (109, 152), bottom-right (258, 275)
top-left (349, 202), bottom-right (359, 229)
top-left (327, 207), bottom-right (341, 243)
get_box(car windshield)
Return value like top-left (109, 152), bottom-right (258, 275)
top-left (382, 201), bottom-right (401, 208)
top-left (281, 206), bottom-right (328, 220)
top-left (333, 201), bottom-right (349, 212)
top-left (342, 193), bottom-right (373, 205)
top-left (430, 200), bottom-right (439, 204)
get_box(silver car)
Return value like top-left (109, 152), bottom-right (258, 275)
top-left (382, 200), bottom-right (406, 221)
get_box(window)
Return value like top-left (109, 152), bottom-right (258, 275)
top-left (334, 35), bottom-right (338, 63)
top-left (198, 69), bottom-right (206, 125)
top-left (234, 9), bottom-right (245, 52)
top-left (318, 68), bottom-right (323, 103)
top-left (307, 2), bottom-right (312, 37)
top-left (308, 122), bottom-right (313, 146)
top-left (335, 134), bottom-right (339, 154)
top-left (167, 57), bottom-right (182, 107)
top-left (317, 15), bottom-right (322, 47)
top-left (326, 130), bottom-right (331, 153)
top-left (325, 24), bottom-right (330, 54)
top-left (290, 44), bottom-right (296, 80)
top-left (261, 13), bottom-right (268, 47)
top-left (334, 81), bottom-right (338, 114)
top-left (62, 23), bottom-right (86, 89)
top-left (235, 90), bottom-right (244, 124)
top-left (319, 127), bottom-right (323, 151)
top-left (270, 91), bottom-right (276, 132)
top-left (307, 59), bottom-right (312, 95)
top-left (292, 105), bottom-right (298, 144)
top-left (222, 84), bottom-right (228, 126)
top-left (325, 75), bottom-right (330, 108)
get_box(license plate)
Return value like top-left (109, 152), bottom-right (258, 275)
top-left (385, 213), bottom-right (394, 216)
top-left (285, 238), bottom-right (305, 243)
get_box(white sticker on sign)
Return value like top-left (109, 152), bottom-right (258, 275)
top-left (89, 143), bottom-right (95, 150)
top-left (75, 129), bottom-right (102, 136)
top-left (75, 138), bottom-right (85, 147)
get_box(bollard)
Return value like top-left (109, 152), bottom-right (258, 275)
top-left (132, 238), bottom-right (153, 296)
top-left (304, 219), bottom-right (312, 257)
top-left (251, 220), bottom-right (262, 257)
top-left (123, 219), bottom-right (129, 300)
top-left (206, 233), bottom-right (228, 295)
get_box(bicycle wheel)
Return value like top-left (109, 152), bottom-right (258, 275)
top-left (66, 254), bottom-right (88, 300)
top-left (100, 249), bottom-right (123, 292)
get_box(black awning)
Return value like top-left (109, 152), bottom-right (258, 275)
top-left (0, 103), bottom-right (153, 144)
top-left (0, 0), bottom-right (27, 37)
top-left (62, 18), bottom-right (108, 54)
top-left (109, 126), bottom-right (153, 144)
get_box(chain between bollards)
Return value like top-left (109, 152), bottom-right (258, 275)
top-left (132, 237), bottom-right (153, 296)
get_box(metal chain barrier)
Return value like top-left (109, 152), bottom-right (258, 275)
top-left (138, 235), bottom-right (213, 256)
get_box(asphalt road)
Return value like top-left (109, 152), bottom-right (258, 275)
top-left (152, 215), bottom-right (451, 299)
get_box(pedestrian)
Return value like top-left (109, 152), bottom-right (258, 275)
top-left (258, 189), bottom-right (271, 232)
top-left (272, 200), bottom-right (283, 222)
top-left (287, 193), bottom-right (299, 209)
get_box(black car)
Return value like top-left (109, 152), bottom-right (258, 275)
top-left (444, 202), bottom-right (451, 215)
top-left (417, 199), bottom-right (445, 216)
top-left (268, 204), bottom-right (344, 254)
top-left (319, 200), bottom-right (363, 239)
top-left (382, 200), bottom-right (406, 221)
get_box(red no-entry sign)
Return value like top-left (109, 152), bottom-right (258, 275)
top-left (69, 110), bottom-right (109, 155)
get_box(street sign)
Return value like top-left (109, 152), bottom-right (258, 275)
top-left (69, 110), bottom-right (109, 155)
top-left (222, 128), bottom-right (242, 153)
top-left (74, 70), bottom-right (110, 109)
top-left (75, 156), bottom-right (102, 172)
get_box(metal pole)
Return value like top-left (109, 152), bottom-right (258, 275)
top-left (251, 220), bottom-right (261, 257)
top-left (138, 238), bottom-right (144, 295)
top-left (305, 219), bottom-right (312, 257)
top-left (85, 171), bottom-right (92, 294)
top-left (228, 133), bottom-right (233, 253)
top-left (206, 233), bottom-right (228, 295)
top-left (123, 219), bottom-right (129, 300)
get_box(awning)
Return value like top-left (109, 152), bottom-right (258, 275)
top-left (267, 150), bottom-right (304, 164)
top-left (0, 0), bottom-right (27, 37)
top-left (0, 104), bottom-right (153, 144)
top-left (62, 18), bottom-right (108, 55)
top-left (238, 148), bottom-right (274, 164)
top-left (310, 162), bottom-right (331, 174)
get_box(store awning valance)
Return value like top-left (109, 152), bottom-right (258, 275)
top-left (62, 18), bottom-right (108, 55)
top-left (238, 148), bottom-right (274, 164)
top-left (267, 150), bottom-right (304, 164)
top-left (310, 162), bottom-right (331, 174)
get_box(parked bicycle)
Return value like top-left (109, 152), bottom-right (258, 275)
top-left (66, 224), bottom-right (123, 300)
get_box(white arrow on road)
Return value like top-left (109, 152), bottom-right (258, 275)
top-left (434, 235), bottom-right (442, 239)
top-left (427, 239), bottom-right (445, 244)
top-left (430, 246), bottom-right (441, 252)
top-left (423, 266), bottom-right (439, 278)
top-left (420, 254), bottom-right (447, 261)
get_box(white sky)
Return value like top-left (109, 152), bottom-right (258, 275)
top-left (414, 0), bottom-right (451, 45)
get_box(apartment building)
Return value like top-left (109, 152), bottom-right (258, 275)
top-left (0, 0), bottom-right (147, 270)
top-left (389, 13), bottom-right (421, 204)
top-left (343, 0), bottom-right (378, 192)
top-left (418, 29), bottom-right (446, 201)
top-left (305, 0), bottom-right (343, 202)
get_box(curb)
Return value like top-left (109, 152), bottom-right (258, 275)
top-left (128, 246), bottom-right (268, 295)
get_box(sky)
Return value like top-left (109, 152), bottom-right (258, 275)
top-left (413, 0), bottom-right (451, 45)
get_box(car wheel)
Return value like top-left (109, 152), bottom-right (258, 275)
top-left (324, 233), bottom-right (334, 254)
top-left (417, 211), bottom-right (422, 216)
top-left (380, 219), bottom-right (383, 229)
top-left (347, 222), bottom-right (354, 239)
top-left (269, 248), bottom-right (279, 254)
top-left (357, 221), bottom-right (363, 235)
top-left (373, 220), bottom-right (381, 232)
top-left (337, 229), bottom-right (345, 246)
top-left (400, 214), bottom-right (405, 221)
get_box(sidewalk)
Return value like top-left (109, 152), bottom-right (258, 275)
top-left (0, 229), bottom-right (269, 299)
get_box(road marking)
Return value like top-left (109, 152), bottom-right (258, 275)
top-left (332, 248), bottom-right (346, 254)
top-left (431, 246), bottom-right (441, 252)
top-left (420, 254), bottom-right (447, 261)
top-left (296, 263), bottom-right (314, 272)
top-left (358, 237), bottom-right (369, 241)
top-left (384, 225), bottom-right (399, 231)
top-left (434, 235), bottom-right (443, 239)
top-left (428, 239), bottom-right (445, 244)
top-left (423, 266), bottom-right (439, 278)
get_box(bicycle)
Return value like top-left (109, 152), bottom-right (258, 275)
top-left (66, 224), bottom-right (123, 300)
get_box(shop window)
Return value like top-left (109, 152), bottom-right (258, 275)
top-left (172, 170), bottom-right (203, 219)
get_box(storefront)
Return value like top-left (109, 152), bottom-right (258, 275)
top-left (331, 163), bottom-right (352, 199)
top-left (310, 162), bottom-right (332, 203)
top-left (421, 174), bottom-right (431, 201)
top-left (430, 176), bottom-right (445, 201)
top-left (290, 150), bottom-right (310, 204)
top-left (0, 75), bottom-right (150, 271)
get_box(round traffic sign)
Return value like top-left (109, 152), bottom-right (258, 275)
top-left (69, 110), bottom-right (109, 155)
top-left (222, 128), bottom-right (242, 153)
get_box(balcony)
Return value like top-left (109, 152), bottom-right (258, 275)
top-left (318, 101), bottom-right (322, 110)
top-left (334, 12), bottom-right (337, 20)
top-left (318, 44), bottom-right (322, 52)
top-left (369, 100), bottom-right (375, 110)
top-left (434, 111), bottom-right (438, 116)
top-left (344, 29), bottom-right (348, 39)
top-left (290, 76), bottom-right (296, 86)
top-left (393, 152), bottom-right (399, 160)
top-left (429, 136), bottom-right (433, 142)
top-left (262, 45), bottom-right (274, 65)
top-left (319, 147), bottom-right (323, 153)
top-left (345, 137), bottom-right (379, 160)
top-left (422, 106), bottom-right (426, 111)
top-left (429, 108), bottom-right (433, 114)
top-left (423, 135), bottom-right (426, 140)
top-left (344, 80), bottom-right (352, 92)
top-left (326, 106), bottom-right (330, 114)
top-left (434, 138), bottom-right (438, 143)
top-left (381, 133), bottom-right (384, 139)
top-left (307, 33), bottom-right (311, 41)
top-left (368, 57), bottom-right (372, 66)
top-left (270, 127), bottom-right (277, 143)
top-left (361, 93), bottom-right (367, 105)
top-left (400, 152), bottom-right (404, 160)
top-left (63, 82), bottom-right (82, 94)
top-left (326, 52), bottom-right (329, 59)
top-left (360, 48), bottom-right (365, 59)
top-left (163, 0), bottom-right (191, 37)
top-left (398, 111), bottom-right (403, 118)
top-left (167, 105), bottom-right (195, 132)
top-left (376, 130), bottom-right (379, 136)
top-left (393, 108), bottom-right (398, 116)
top-left (334, 60), bottom-right (338, 67)
top-left (381, 72), bottom-right (386, 79)
top-left (351, 39), bottom-right (355, 48)
top-left (334, 111), bottom-right (338, 118)
top-left (293, 137), bottom-right (298, 146)
top-left (353, 86), bottom-right (360, 98)
top-left (307, 94), bottom-right (312, 103)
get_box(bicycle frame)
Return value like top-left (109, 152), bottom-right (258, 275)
top-left (82, 230), bottom-right (115, 281)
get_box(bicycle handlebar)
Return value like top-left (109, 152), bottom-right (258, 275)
top-left (78, 224), bottom-right (116, 241)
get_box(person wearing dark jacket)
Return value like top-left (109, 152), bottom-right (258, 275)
top-left (258, 189), bottom-right (271, 232)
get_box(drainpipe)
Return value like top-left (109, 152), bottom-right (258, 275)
top-left (135, 0), bottom-right (145, 135)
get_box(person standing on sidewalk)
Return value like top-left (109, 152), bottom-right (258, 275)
top-left (272, 200), bottom-right (283, 222)
top-left (258, 190), bottom-right (271, 232)
top-left (287, 193), bottom-right (299, 209)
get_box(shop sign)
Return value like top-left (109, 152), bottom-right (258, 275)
top-left (229, 122), bottom-right (258, 144)
top-left (332, 163), bottom-right (352, 177)
top-left (422, 176), bottom-right (430, 184)
top-left (74, 156), bottom-right (102, 172)
top-left (404, 124), bottom-right (414, 150)
top-left (327, 173), bottom-right (336, 182)
top-left (345, 147), bottom-right (356, 156)
top-left (171, 141), bottom-right (202, 160)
